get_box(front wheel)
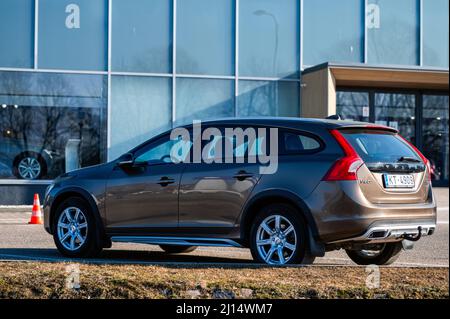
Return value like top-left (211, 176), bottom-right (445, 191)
top-left (250, 203), bottom-right (314, 265)
top-left (346, 242), bottom-right (403, 265)
top-left (52, 197), bottom-right (102, 258)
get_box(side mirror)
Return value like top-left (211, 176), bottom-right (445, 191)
top-left (117, 153), bottom-right (134, 167)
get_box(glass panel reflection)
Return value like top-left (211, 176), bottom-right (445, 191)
top-left (367, 0), bottom-right (419, 66)
top-left (336, 91), bottom-right (370, 122)
top-left (237, 80), bottom-right (299, 117)
top-left (239, 0), bottom-right (299, 78)
top-left (0, 71), bottom-right (106, 180)
top-left (423, 95), bottom-right (449, 183)
top-left (0, 0), bottom-right (34, 68)
top-left (109, 76), bottom-right (172, 160)
top-left (175, 78), bottom-right (234, 126)
top-left (374, 93), bottom-right (416, 144)
top-left (423, 0), bottom-right (449, 68)
top-left (39, 0), bottom-right (107, 71)
top-left (112, 0), bottom-right (172, 73)
top-left (303, 0), bottom-right (364, 66)
top-left (177, 0), bottom-right (234, 75)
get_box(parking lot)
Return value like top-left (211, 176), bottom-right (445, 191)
top-left (0, 188), bottom-right (447, 267)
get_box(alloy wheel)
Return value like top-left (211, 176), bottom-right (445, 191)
top-left (256, 214), bottom-right (297, 265)
top-left (18, 157), bottom-right (41, 179)
top-left (57, 207), bottom-right (88, 251)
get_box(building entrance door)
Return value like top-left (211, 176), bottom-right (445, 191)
top-left (336, 89), bottom-right (448, 186)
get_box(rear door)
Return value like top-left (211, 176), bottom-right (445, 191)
top-left (340, 128), bottom-right (430, 204)
top-left (178, 125), bottom-right (263, 231)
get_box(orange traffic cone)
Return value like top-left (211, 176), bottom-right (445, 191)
top-left (29, 193), bottom-right (43, 224)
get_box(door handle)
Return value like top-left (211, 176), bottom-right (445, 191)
top-left (157, 176), bottom-right (175, 186)
top-left (233, 170), bottom-right (253, 181)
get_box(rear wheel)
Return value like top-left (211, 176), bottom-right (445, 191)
top-left (52, 197), bottom-right (102, 258)
top-left (159, 245), bottom-right (197, 254)
top-left (345, 242), bottom-right (403, 265)
top-left (250, 203), bottom-right (315, 265)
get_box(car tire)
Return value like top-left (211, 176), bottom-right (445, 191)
top-left (13, 152), bottom-right (47, 180)
top-left (159, 245), bottom-right (198, 254)
top-left (249, 203), bottom-right (314, 265)
top-left (345, 242), bottom-right (403, 265)
top-left (52, 197), bottom-right (103, 258)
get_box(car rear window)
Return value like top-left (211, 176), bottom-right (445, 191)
top-left (340, 129), bottom-right (421, 163)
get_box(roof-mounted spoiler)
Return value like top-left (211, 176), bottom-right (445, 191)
top-left (326, 114), bottom-right (341, 120)
top-left (338, 124), bottom-right (399, 134)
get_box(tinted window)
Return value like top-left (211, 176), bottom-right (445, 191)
top-left (201, 128), bottom-right (267, 161)
top-left (282, 132), bottom-right (321, 153)
top-left (202, 135), bottom-right (225, 161)
top-left (135, 137), bottom-right (191, 164)
top-left (341, 130), bottom-right (420, 163)
top-left (230, 136), bottom-right (267, 157)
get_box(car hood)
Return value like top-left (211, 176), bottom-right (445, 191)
top-left (60, 162), bottom-right (113, 180)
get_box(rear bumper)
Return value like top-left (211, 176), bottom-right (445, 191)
top-left (328, 221), bottom-right (436, 244)
top-left (305, 181), bottom-right (437, 243)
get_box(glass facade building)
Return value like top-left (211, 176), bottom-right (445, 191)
top-left (0, 0), bottom-right (448, 203)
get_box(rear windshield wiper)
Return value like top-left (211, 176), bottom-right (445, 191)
top-left (397, 156), bottom-right (421, 163)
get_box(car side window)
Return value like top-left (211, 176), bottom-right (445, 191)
top-left (281, 131), bottom-right (322, 154)
top-left (202, 127), bottom-right (264, 160)
top-left (135, 136), bottom-right (192, 164)
top-left (203, 135), bottom-right (224, 160)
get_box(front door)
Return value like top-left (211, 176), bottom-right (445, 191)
top-left (105, 135), bottom-right (186, 233)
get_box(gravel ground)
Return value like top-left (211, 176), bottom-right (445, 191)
top-left (0, 262), bottom-right (447, 299)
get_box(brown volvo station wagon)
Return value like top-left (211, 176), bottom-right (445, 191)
top-left (43, 118), bottom-right (437, 265)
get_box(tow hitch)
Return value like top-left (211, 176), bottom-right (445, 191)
top-left (401, 226), bottom-right (422, 250)
top-left (402, 226), bottom-right (423, 242)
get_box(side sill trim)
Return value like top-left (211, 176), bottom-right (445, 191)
top-left (110, 236), bottom-right (243, 248)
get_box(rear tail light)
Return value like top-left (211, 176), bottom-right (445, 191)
top-left (323, 129), bottom-right (364, 181)
top-left (398, 135), bottom-right (432, 182)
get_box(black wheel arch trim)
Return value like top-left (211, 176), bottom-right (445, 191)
top-left (238, 189), bottom-right (325, 256)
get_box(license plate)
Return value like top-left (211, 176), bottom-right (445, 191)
top-left (383, 174), bottom-right (415, 188)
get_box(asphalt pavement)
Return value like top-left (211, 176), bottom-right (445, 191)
top-left (0, 188), bottom-right (447, 267)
